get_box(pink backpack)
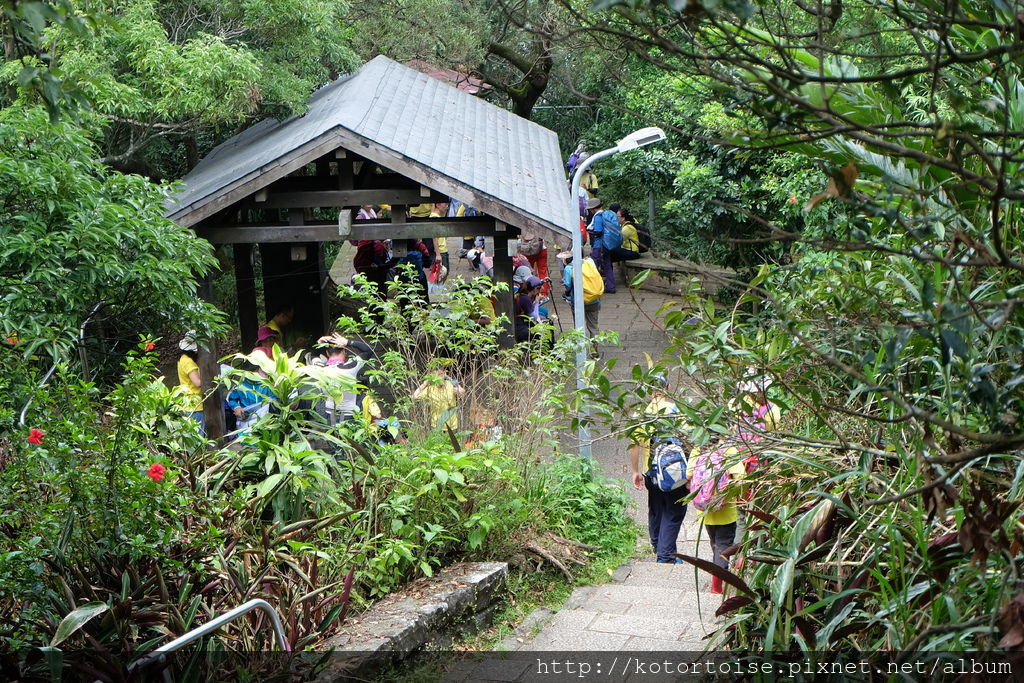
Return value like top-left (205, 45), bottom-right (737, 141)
top-left (690, 447), bottom-right (731, 512)
top-left (736, 402), bottom-right (773, 443)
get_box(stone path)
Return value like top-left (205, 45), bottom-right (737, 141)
top-left (332, 240), bottom-right (723, 662)
top-left (452, 265), bottom-right (724, 682)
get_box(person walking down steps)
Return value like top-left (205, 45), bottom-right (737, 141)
top-left (628, 374), bottom-right (689, 563)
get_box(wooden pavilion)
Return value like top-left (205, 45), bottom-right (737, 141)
top-left (166, 55), bottom-right (575, 437)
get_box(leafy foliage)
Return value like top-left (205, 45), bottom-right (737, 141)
top-left (565, 0), bottom-right (1024, 657)
top-left (0, 281), bottom-right (635, 678)
top-left (0, 105), bottom-right (221, 362)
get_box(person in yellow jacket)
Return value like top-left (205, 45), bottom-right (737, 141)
top-left (176, 332), bottom-right (205, 435)
top-left (687, 441), bottom-right (746, 593)
top-left (413, 368), bottom-right (465, 432)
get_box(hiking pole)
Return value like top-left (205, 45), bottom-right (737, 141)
top-left (546, 278), bottom-right (564, 334)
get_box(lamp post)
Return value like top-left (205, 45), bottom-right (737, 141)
top-left (569, 127), bottom-right (667, 459)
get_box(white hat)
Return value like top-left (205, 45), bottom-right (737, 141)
top-left (738, 368), bottom-right (773, 393)
top-left (178, 332), bottom-right (198, 352)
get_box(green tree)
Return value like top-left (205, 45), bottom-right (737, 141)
top-left (0, 105), bottom-right (221, 362)
top-left (568, 0), bottom-right (1024, 655)
top-left (40, 0), bottom-right (359, 176)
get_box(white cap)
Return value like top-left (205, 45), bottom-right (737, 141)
top-left (738, 367), bottom-right (773, 393)
top-left (179, 332), bottom-right (198, 352)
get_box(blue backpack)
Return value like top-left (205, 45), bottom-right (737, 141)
top-left (601, 211), bottom-right (623, 250)
top-left (648, 437), bottom-right (688, 492)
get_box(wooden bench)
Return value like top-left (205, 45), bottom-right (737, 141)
top-left (621, 254), bottom-right (734, 296)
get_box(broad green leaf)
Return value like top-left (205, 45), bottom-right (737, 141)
top-left (50, 602), bottom-right (108, 647)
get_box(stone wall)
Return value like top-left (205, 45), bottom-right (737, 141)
top-left (316, 561), bottom-right (508, 680)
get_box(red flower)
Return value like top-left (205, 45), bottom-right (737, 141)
top-left (5, 331), bottom-right (17, 345)
top-left (143, 340), bottom-right (156, 352)
top-left (26, 428), bottom-right (44, 445)
top-left (146, 463), bottom-right (167, 482)
top-left (788, 194), bottom-right (798, 204)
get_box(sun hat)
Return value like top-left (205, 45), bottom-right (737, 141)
top-left (513, 265), bottom-right (533, 283)
top-left (178, 332), bottom-right (198, 352)
top-left (586, 198), bottom-right (602, 210)
top-left (556, 250), bottom-right (573, 261)
top-left (525, 276), bottom-right (543, 289)
top-left (256, 326), bottom-right (278, 342)
top-left (738, 367), bottom-right (773, 393)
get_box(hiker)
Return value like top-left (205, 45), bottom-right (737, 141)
top-left (734, 370), bottom-right (781, 473)
top-left (226, 362), bottom-right (276, 434)
top-left (566, 142), bottom-right (587, 179)
top-left (263, 302), bottom-right (308, 352)
top-left (688, 439), bottom-right (747, 594)
top-left (355, 204), bottom-right (377, 220)
top-left (558, 250), bottom-right (601, 339)
top-left (518, 231), bottom-right (549, 299)
top-left (448, 199), bottom-right (484, 257)
top-left (359, 390), bottom-right (403, 447)
top-left (316, 332), bottom-right (373, 424)
top-left (413, 367), bottom-right (465, 432)
top-left (431, 203), bottom-right (451, 271)
top-left (465, 246), bottom-right (494, 279)
top-left (353, 239), bottom-right (397, 294)
top-left (609, 204), bottom-right (642, 263)
top-left (263, 303), bottom-right (294, 339)
top-left (585, 198), bottom-right (619, 293)
top-left (629, 374), bottom-right (688, 563)
top-left (513, 275), bottom-right (547, 343)
top-left (177, 332), bottom-right (205, 436)
top-left (458, 277), bottom-right (495, 325)
top-left (396, 239), bottom-right (429, 301)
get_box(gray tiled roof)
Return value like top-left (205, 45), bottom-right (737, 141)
top-left (167, 56), bottom-right (575, 240)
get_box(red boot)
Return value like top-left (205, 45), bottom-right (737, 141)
top-left (710, 576), bottom-right (724, 594)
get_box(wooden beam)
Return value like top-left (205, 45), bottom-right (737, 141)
top-left (492, 227), bottom-right (514, 348)
top-left (252, 189), bottom-right (448, 209)
top-left (197, 272), bottom-right (225, 443)
top-left (199, 225), bottom-right (348, 244)
top-left (332, 127), bottom-right (573, 246)
top-left (197, 218), bottom-right (515, 244)
top-left (171, 130), bottom-right (344, 228)
top-left (233, 243), bottom-right (259, 352)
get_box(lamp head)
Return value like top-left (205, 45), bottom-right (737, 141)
top-left (616, 127), bottom-right (666, 152)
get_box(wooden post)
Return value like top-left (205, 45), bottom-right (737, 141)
top-left (234, 243), bottom-right (258, 352)
top-left (491, 222), bottom-right (514, 347)
top-left (648, 189), bottom-right (656, 241)
top-left (197, 272), bottom-right (225, 443)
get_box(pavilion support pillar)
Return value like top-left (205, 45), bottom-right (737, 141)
top-left (234, 243), bottom-right (259, 352)
top-left (492, 222), bottom-right (514, 347)
top-left (198, 271), bottom-right (225, 443)
top-left (259, 208), bottom-right (327, 343)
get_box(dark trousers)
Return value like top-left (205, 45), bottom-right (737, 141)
top-left (609, 247), bottom-right (641, 262)
top-left (592, 246), bottom-right (616, 293)
top-left (644, 476), bottom-right (688, 562)
top-left (705, 522), bottom-right (737, 569)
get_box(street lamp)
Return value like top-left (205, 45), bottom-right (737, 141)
top-left (569, 127), bottom-right (666, 460)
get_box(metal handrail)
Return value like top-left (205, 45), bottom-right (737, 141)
top-left (130, 598), bottom-right (291, 677)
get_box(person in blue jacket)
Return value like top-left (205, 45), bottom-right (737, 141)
top-left (585, 198), bottom-right (620, 293)
top-left (227, 368), bottom-right (277, 434)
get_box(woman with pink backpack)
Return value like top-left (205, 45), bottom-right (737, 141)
top-left (687, 439), bottom-right (746, 594)
top-left (689, 370), bottom-right (781, 594)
